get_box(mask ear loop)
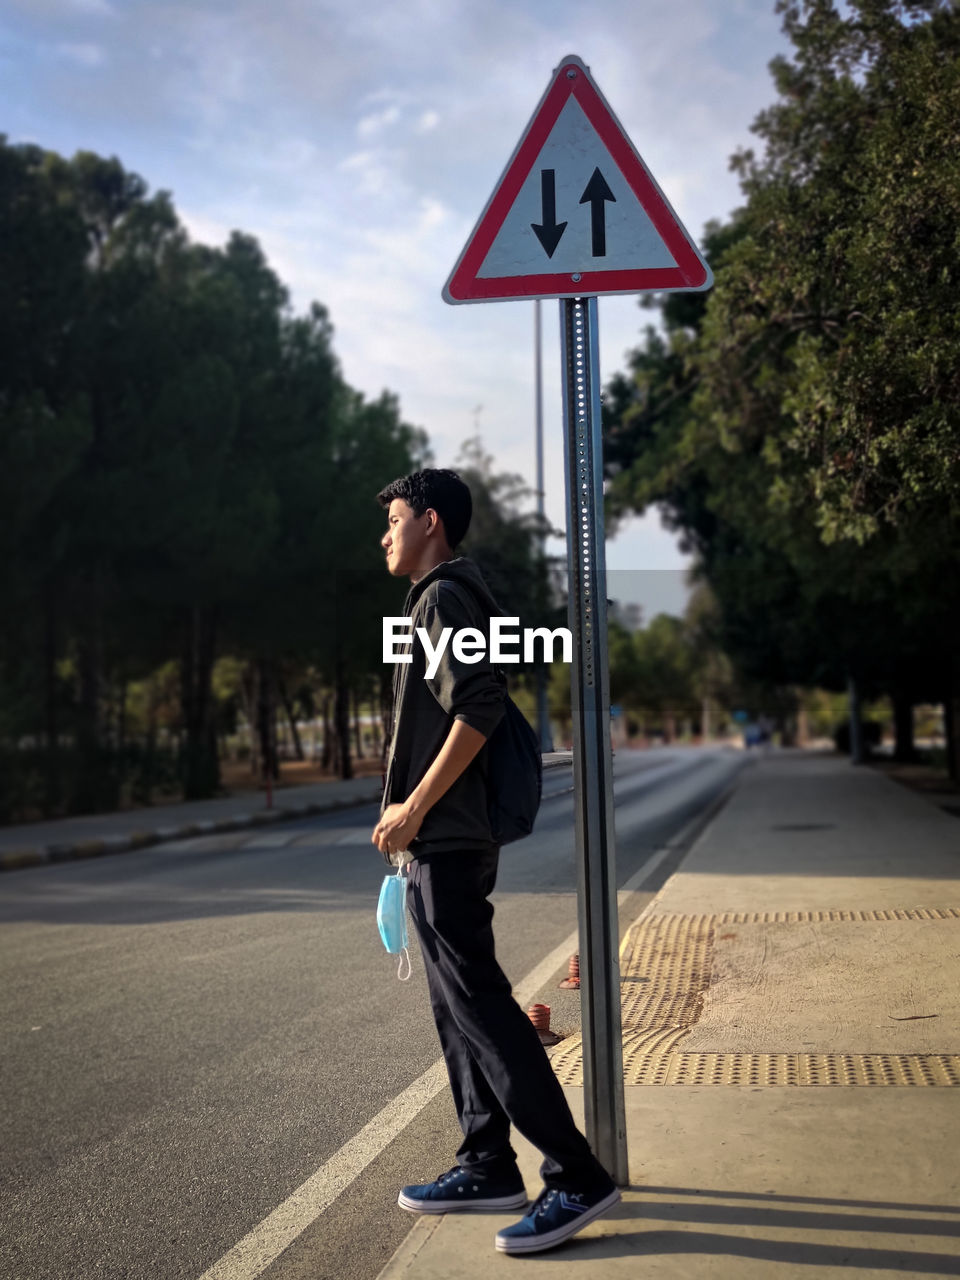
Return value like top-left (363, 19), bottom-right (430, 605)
top-left (396, 862), bottom-right (411, 981)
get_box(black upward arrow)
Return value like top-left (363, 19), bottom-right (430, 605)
top-left (579, 167), bottom-right (616, 257)
top-left (531, 169), bottom-right (567, 258)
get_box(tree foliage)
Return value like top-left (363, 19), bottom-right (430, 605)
top-left (602, 0), bottom-right (960, 773)
top-left (719, 0), bottom-right (960, 542)
top-left (455, 435), bottom-right (554, 627)
top-left (0, 138), bottom-right (428, 813)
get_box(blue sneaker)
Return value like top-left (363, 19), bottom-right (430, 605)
top-left (495, 1184), bottom-right (621, 1253)
top-left (398, 1166), bottom-right (528, 1214)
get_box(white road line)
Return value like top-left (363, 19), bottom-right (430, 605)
top-left (512, 926), bottom-right (580, 1009)
top-left (196, 1061), bottom-right (448, 1280)
top-left (196, 785), bottom-right (728, 1280)
top-left (195, 927), bottom-right (584, 1280)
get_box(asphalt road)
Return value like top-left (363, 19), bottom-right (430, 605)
top-left (0, 747), bottom-right (745, 1280)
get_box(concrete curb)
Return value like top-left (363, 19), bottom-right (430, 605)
top-left (0, 790), bottom-right (383, 873)
top-left (0, 757), bottom-right (573, 874)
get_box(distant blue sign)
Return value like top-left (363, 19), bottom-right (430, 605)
top-left (733, 710), bottom-right (749, 724)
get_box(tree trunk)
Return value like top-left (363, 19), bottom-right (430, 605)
top-left (321, 693), bottom-right (333, 771)
top-left (117, 679), bottom-right (128, 752)
top-left (796, 700), bottom-right (809, 748)
top-left (380, 670), bottom-right (393, 768)
top-left (892, 691), bottom-right (916, 763)
top-left (701, 696), bottom-right (711, 744)
top-left (241, 663), bottom-right (260, 777)
top-left (279, 677), bottom-right (305, 762)
top-left (335, 660), bottom-right (353, 780)
top-left (42, 585), bottom-right (61, 814)
top-left (369, 694), bottom-right (382, 758)
top-left (256, 656), bottom-right (279, 783)
top-left (116, 678), bottom-right (128, 801)
top-left (142, 675), bottom-right (159, 804)
top-left (74, 573), bottom-right (104, 812)
top-left (352, 686), bottom-right (364, 760)
top-left (76, 630), bottom-right (101, 750)
top-left (848, 674), bottom-right (865, 764)
top-left (946, 656), bottom-right (960, 783)
top-left (180, 607), bottom-right (220, 799)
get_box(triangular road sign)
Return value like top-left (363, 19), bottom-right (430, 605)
top-left (443, 55), bottom-right (713, 304)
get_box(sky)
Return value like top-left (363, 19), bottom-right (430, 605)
top-left (2, 0), bottom-right (792, 622)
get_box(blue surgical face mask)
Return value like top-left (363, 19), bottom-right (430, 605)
top-left (377, 865), bottom-right (411, 981)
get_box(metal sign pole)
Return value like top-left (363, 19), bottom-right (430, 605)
top-left (534, 299), bottom-right (554, 752)
top-left (559, 295), bottom-right (628, 1186)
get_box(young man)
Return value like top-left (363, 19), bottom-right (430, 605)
top-left (371, 468), bottom-right (619, 1255)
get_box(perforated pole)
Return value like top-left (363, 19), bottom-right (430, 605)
top-left (534, 299), bottom-right (553, 752)
top-left (559, 296), bottom-right (628, 1186)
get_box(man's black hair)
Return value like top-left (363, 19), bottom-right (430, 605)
top-left (376, 468), bottom-right (473, 550)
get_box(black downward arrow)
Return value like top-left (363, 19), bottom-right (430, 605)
top-left (531, 169), bottom-right (567, 258)
top-left (579, 167), bottom-right (616, 257)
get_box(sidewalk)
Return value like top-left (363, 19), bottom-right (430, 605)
top-left (380, 751), bottom-right (960, 1279)
top-left (0, 753), bottom-right (574, 873)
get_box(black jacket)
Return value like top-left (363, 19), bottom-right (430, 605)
top-left (381, 557), bottom-right (505, 855)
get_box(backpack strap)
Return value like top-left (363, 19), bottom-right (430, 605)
top-left (437, 577), bottom-right (511, 687)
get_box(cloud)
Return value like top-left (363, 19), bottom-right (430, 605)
top-left (67, 0), bottom-right (116, 14)
top-left (338, 148), bottom-right (399, 197)
top-left (416, 195), bottom-right (448, 232)
top-left (7, 0), bottom-right (789, 579)
top-left (357, 103), bottom-right (401, 138)
top-left (55, 41), bottom-right (105, 67)
top-left (179, 208), bottom-right (233, 249)
top-left (264, 136), bottom-right (320, 173)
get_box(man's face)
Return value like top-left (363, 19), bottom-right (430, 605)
top-left (381, 498), bottom-right (432, 578)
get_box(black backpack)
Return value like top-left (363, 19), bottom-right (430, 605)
top-left (485, 670), bottom-right (543, 845)
top-left (443, 576), bottom-right (543, 846)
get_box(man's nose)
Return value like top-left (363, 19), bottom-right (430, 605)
top-left (381, 531), bottom-right (391, 548)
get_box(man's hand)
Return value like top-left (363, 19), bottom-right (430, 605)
top-left (372, 803), bottom-right (423, 859)
top-left (372, 720), bottom-right (488, 861)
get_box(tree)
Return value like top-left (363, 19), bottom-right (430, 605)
top-left (0, 137), bottom-right (431, 813)
top-left (634, 615), bottom-right (699, 741)
top-left (455, 436), bottom-right (554, 624)
top-left (684, 583), bottom-right (736, 740)
top-left (602, 0), bottom-right (960, 775)
top-left (728, 0), bottom-right (960, 542)
top-left (454, 436), bottom-right (562, 736)
top-left (314, 388), bottom-right (429, 778)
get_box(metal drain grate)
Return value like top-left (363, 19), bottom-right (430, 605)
top-left (550, 907), bottom-right (960, 1087)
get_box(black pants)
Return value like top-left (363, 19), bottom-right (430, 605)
top-left (406, 846), bottom-right (614, 1194)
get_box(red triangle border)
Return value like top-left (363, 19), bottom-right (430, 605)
top-left (444, 57), bottom-right (711, 303)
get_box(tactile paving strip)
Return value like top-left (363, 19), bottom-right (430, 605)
top-left (550, 907), bottom-right (960, 1087)
top-left (710, 906), bottom-right (960, 924)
